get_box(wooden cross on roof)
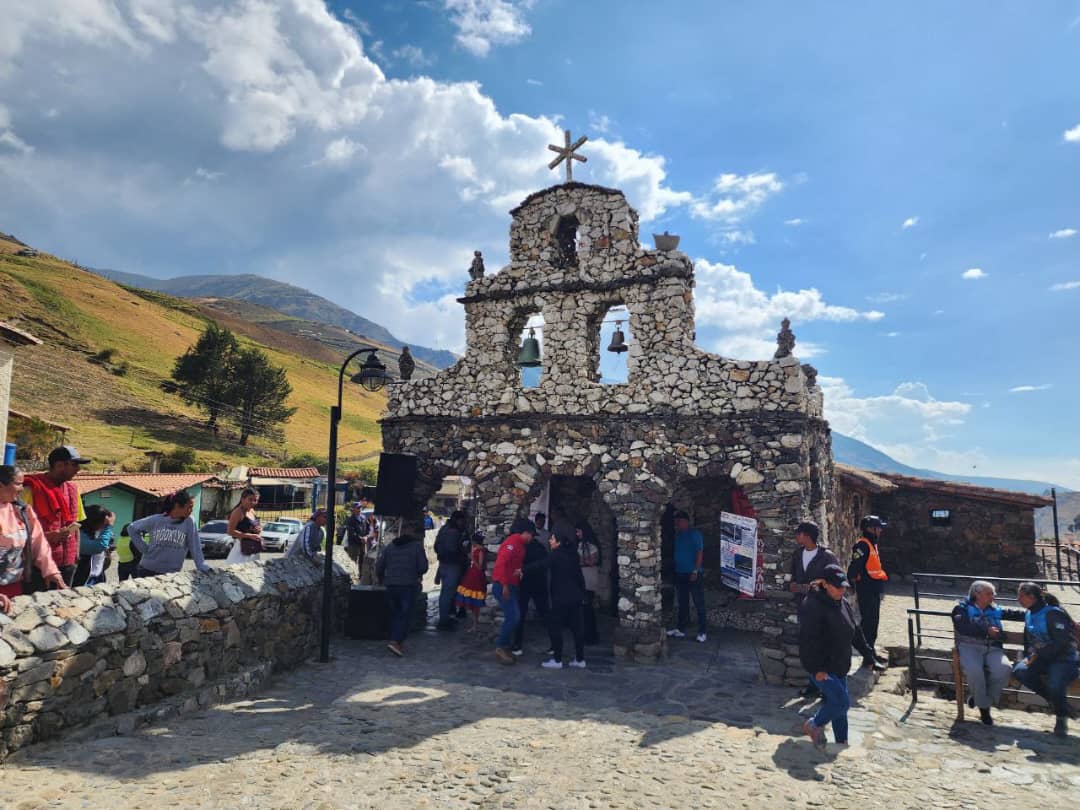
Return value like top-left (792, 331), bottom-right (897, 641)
top-left (547, 129), bottom-right (588, 183)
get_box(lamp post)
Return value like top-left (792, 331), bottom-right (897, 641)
top-left (320, 347), bottom-right (388, 663)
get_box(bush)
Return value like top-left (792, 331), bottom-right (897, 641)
top-left (158, 447), bottom-right (202, 473)
top-left (284, 452), bottom-right (328, 473)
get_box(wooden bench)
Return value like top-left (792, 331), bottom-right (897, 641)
top-left (951, 623), bottom-right (1080, 720)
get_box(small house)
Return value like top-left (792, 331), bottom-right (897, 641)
top-left (77, 473), bottom-right (219, 530)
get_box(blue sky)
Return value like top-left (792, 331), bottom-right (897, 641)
top-left (0, 1), bottom-right (1078, 486)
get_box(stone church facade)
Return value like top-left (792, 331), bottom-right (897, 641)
top-left (382, 182), bottom-right (831, 684)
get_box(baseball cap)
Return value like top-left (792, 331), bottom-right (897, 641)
top-left (311, 507), bottom-right (328, 519)
top-left (821, 564), bottom-right (849, 589)
top-left (48, 445), bottom-right (90, 465)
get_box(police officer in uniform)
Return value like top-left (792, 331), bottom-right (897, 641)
top-left (847, 515), bottom-right (888, 651)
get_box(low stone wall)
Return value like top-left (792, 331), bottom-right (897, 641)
top-left (0, 550), bottom-right (353, 760)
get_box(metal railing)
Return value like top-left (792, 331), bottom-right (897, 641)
top-left (1036, 543), bottom-right (1080, 582)
top-left (910, 572), bottom-right (1080, 647)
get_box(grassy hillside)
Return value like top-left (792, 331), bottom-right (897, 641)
top-left (0, 238), bottom-right (385, 472)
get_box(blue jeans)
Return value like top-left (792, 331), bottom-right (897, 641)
top-left (437, 563), bottom-right (462, 625)
top-left (810, 674), bottom-right (850, 743)
top-left (385, 584), bottom-right (417, 644)
top-left (493, 582), bottom-right (520, 649)
top-left (675, 572), bottom-right (706, 634)
top-left (1013, 656), bottom-right (1080, 716)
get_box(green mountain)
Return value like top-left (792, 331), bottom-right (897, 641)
top-left (95, 269), bottom-right (458, 370)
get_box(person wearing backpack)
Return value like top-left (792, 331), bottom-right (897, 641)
top-left (0, 465), bottom-right (66, 612)
top-left (1013, 581), bottom-right (1080, 737)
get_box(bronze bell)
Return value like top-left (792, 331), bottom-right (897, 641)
top-left (516, 328), bottom-right (542, 367)
top-left (607, 322), bottom-right (629, 354)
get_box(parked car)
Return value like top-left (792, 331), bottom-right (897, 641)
top-left (261, 521), bottom-right (300, 552)
top-left (199, 520), bottom-right (233, 558)
top-left (276, 517), bottom-right (304, 531)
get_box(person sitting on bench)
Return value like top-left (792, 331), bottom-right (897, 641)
top-left (1012, 581), bottom-right (1079, 738)
top-left (951, 580), bottom-right (1025, 726)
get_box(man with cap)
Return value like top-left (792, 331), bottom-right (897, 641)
top-left (287, 508), bottom-right (328, 561)
top-left (797, 564), bottom-right (875, 749)
top-left (343, 502), bottom-right (369, 573)
top-left (23, 445), bottom-right (89, 588)
top-left (847, 515), bottom-right (889, 650)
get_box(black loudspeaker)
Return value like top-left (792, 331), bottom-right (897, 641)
top-left (374, 453), bottom-right (417, 517)
top-left (346, 588), bottom-right (390, 639)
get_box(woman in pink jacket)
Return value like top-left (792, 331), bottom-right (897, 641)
top-left (0, 465), bottom-right (66, 612)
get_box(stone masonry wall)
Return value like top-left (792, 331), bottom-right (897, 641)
top-left (873, 491), bottom-right (1039, 578)
top-left (0, 552), bottom-right (353, 761)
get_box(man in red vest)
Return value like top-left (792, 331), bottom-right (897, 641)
top-left (847, 515), bottom-right (888, 650)
top-left (24, 446), bottom-right (88, 588)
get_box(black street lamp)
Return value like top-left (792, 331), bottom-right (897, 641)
top-left (320, 347), bottom-right (389, 663)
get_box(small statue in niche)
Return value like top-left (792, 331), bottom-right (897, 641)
top-left (774, 317), bottom-right (796, 359)
top-left (398, 346), bottom-right (415, 381)
top-left (469, 250), bottom-right (485, 280)
top-left (553, 214), bottom-right (579, 268)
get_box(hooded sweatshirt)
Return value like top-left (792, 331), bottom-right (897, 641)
top-left (129, 513), bottom-right (209, 574)
top-left (492, 533), bottom-right (528, 587)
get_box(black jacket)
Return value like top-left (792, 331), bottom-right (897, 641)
top-left (434, 523), bottom-right (467, 565)
top-left (344, 515), bottom-right (369, 546)
top-left (547, 544), bottom-right (586, 607)
top-left (798, 588), bottom-right (867, 676)
top-left (376, 535), bottom-right (429, 587)
top-left (519, 538), bottom-right (550, 588)
top-left (847, 534), bottom-right (885, 595)
top-left (790, 546), bottom-right (840, 604)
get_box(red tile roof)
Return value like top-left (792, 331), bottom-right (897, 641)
top-left (75, 473), bottom-right (218, 498)
top-left (248, 467), bottom-right (321, 479)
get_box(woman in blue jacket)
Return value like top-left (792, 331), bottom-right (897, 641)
top-left (1013, 581), bottom-right (1079, 738)
top-left (951, 580), bottom-right (1025, 725)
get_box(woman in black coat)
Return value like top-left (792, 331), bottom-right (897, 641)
top-left (541, 531), bottom-right (587, 670)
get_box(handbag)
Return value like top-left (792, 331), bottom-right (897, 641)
top-left (240, 536), bottom-right (264, 555)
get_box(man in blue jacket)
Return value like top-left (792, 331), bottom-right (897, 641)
top-left (666, 510), bottom-right (706, 643)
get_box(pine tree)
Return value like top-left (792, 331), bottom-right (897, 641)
top-left (229, 346), bottom-right (297, 445)
top-left (171, 323), bottom-right (238, 430)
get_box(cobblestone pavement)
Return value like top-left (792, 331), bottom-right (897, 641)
top-left (7, 621), bottom-right (1080, 810)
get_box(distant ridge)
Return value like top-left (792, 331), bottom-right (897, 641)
top-left (94, 269), bottom-right (458, 370)
top-left (831, 433), bottom-right (1066, 496)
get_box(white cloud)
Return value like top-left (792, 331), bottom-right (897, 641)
top-left (866, 291), bottom-right (908, 304)
top-left (392, 45), bottom-right (433, 69)
top-left (1050, 280), bottom-right (1080, 291)
top-left (194, 167), bottom-right (222, 181)
top-left (525, 78), bottom-right (542, 86)
top-left (720, 230), bottom-right (755, 245)
top-left (691, 172), bottom-right (784, 223)
top-left (1008, 384), bottom-right (1052, 393)
top-left (1049, 228), bottom-right (1077, 239)
top-left (784, 218), bottom-right (805, 226)
top-left (693, 259), bottom-right (884, 359)
top-left (588, 110), bottom-right (614, 135)
top-left (962, 267), bottom-right (987, 280)
top-left (444, 0), bottom-right (533, 57)
top-left (0, 104), bottom-right (32, 154)
top-left (820, 377), bottom-right (972, 454)
top-left (884, 331), bottom-right (900, 338)
top-left (902, 215), bottom-right (919, 229)
top-left (1064, 124), bottom-right (1080, 143)
top-left (321, 137), bottom-right (364, 163)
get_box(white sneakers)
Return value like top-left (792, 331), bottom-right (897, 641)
top-left (666, 629), bottom-right (707, 643)
top-left (541, 658), bottom-right (586, 669)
